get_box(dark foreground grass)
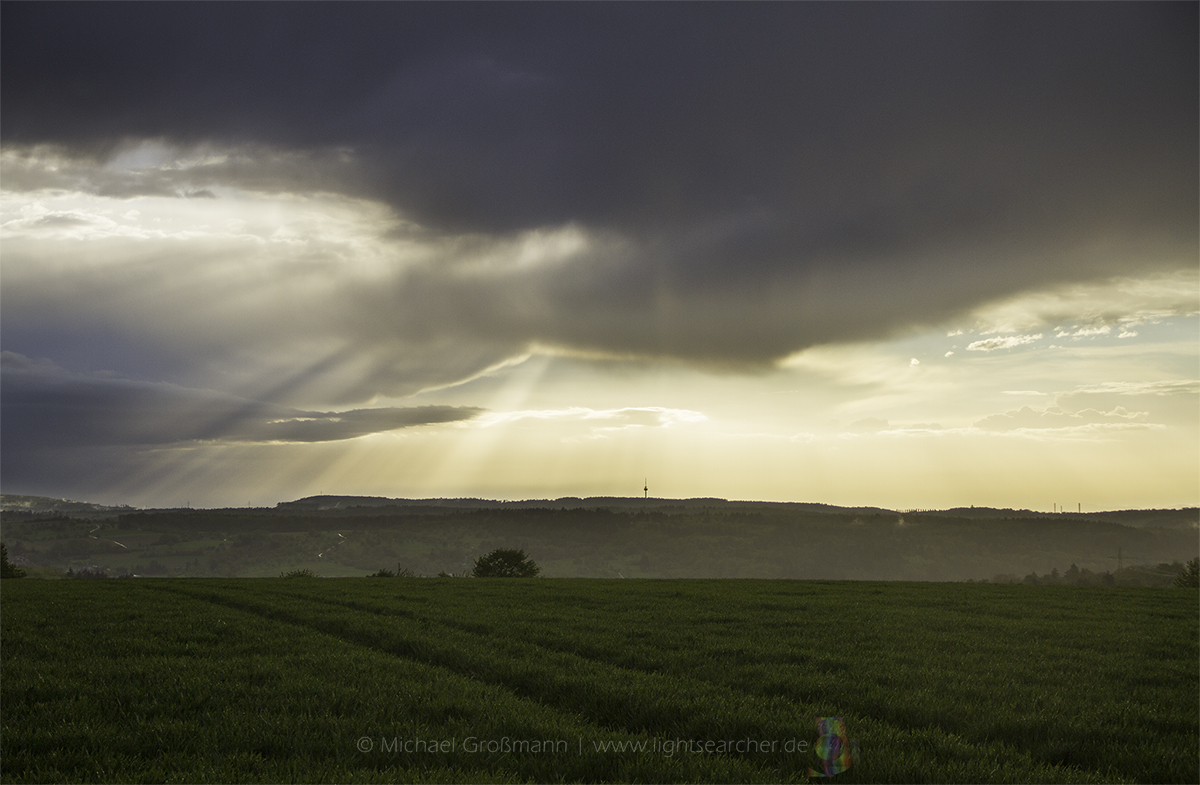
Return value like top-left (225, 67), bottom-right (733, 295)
top-left (1, 579), bottom-right (1196, 783)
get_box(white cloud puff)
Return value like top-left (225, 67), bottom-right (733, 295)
top-left (478, 406), bottom-right (706, 430)
top-left (1069, 380), bottom-right (1199, 396)
top-left (1066, 325), bottom-right (1111, 338)
top-left (973, 405), bottom-right (1149, 431)
top-left (966, 334), bottom-right (1043, 352)
top-left (966, 271), bottom-right (1199, 337)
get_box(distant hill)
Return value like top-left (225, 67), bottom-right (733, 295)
top-left (931, 506), bottom-right (1199, 529)
top-left (0, 494), bottom-right (135, 517)
top-left (4, 492), bottom-right (1195, 529)
top-left (275, 495), bottom-right (1198, 527)
top-left (6, 500), bottom-right (1196, 581)
top-left (275, 494), bottom-right (897, 516)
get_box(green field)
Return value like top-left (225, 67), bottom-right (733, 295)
top-left (1, 579), bottom-right (1196, 783)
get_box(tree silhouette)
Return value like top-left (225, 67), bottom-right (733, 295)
top-left (1, 543), bottom-right (26, 579)
top-left (1174, 558), bottom-right (1199, 588)
top-left (472, 548), bottom-right (540, 578)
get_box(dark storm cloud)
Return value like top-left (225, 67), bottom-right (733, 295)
top-left (2, 1), bottom-right (1196, 377)
top-left (5, 3), bottom-right (1192, 228)
top-left (0, 352), bottom-right (483, 449)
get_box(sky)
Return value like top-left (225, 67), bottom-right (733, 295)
top-left (1, 2), bottom-right (1197, 511)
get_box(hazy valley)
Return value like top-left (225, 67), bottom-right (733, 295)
top-left (3, 494), bottom-right (1195, 584)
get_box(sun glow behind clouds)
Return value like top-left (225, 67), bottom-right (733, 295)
top-left (3, 2), bottom-right (1197, 511)
top-left (2, 144), bottom-right (1197, 510)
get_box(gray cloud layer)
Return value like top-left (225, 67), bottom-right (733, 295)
top-left (2, 2), bottom-right (1196, 397)
top-left (5, 4), bottom-right (1194, 230)
top-left (0, 352), bottom-right (482, 450)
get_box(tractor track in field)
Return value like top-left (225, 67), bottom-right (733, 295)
top-left (240, 588), bottom-right (1128, 776)
top-left (144, 582), bottom-right (1089, 781)
top-left (144, 582), bottom-right (869, 775)
top-left (13, 580), bottom-right (1189, 782)
top-left (165, 581), bottom-right (788, 694)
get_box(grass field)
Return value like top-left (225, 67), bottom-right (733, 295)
top-left (1, 579), bottom-right (1196, 783)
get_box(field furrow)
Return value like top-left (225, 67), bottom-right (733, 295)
top-left (164, 579), bottom-right (1195, 781)
top-left (151, 580), bottom-right (1164, 782)
top-left (1, 582), bottom-right (790, 783)
top-left (3, 579), bottom-right (1195, 783)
